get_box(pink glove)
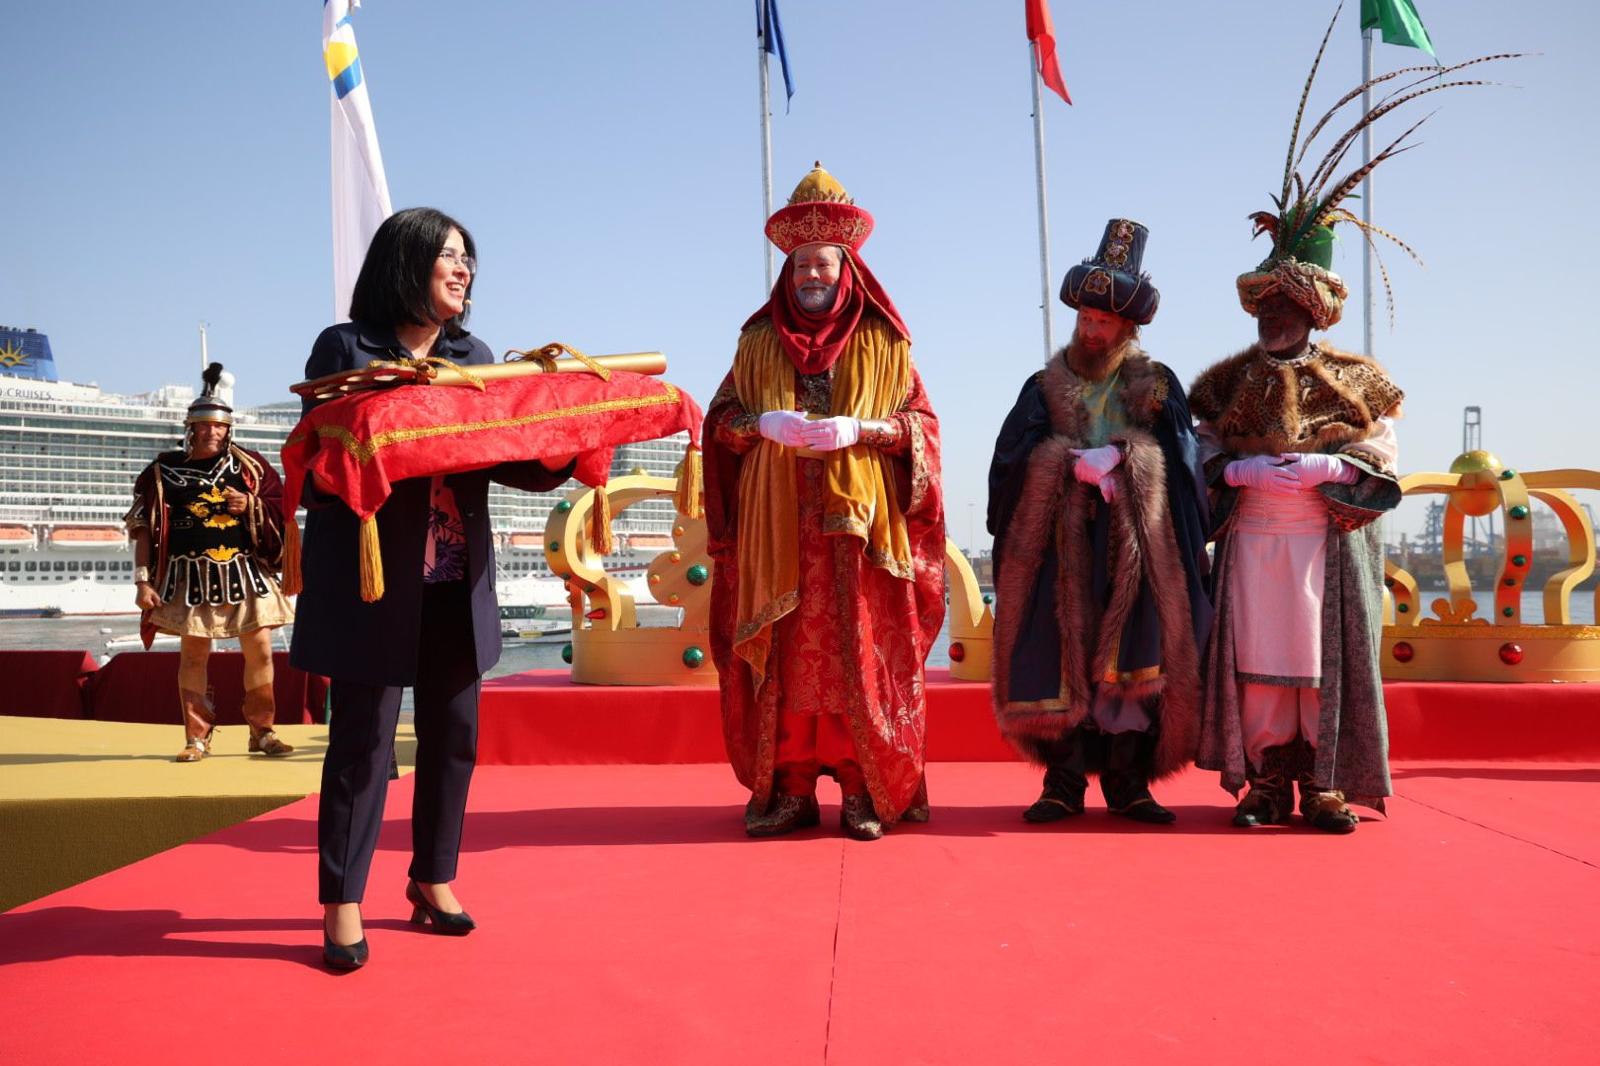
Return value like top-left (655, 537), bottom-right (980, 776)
top-left (1281, 452), bottom-right (1360, 487)
top-left (798, 416), bottom-right (861, 452)
top-left (1069, 444), bottom-right (1122, 485)
top-left (1224, 454), bottom-right (1303, 494)
top-left (758, 410), bottom-right (810, 448)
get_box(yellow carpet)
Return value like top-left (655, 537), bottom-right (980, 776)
top-left (0, 716), bottom-right (416, 911)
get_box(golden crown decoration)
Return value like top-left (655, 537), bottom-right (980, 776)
top-left (944, 539), bottom-right (994, 682)
top-left (544, 473), bottom-right (717, 687)
top-left (1382, 451), bottom-right (1600, 682)
top-left (543, 472), bottom-right (994, 686)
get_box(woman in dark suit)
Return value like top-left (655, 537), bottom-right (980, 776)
top-left (293, 207), bottom-right (574, 970)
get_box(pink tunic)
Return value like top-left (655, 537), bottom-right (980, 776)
top-left (1226, 486), bottom-right (1331, 685)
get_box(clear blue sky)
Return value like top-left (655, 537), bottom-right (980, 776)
top-left (3, 1), bottom-right (1595, 547)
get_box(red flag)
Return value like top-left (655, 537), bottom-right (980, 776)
top-left (1025, 0), bottom-right (1071, 105)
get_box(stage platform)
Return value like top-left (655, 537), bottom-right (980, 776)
top-left (479, 668), bottom-right (1600, 765)
top-left (1, 761), bottom-right (1596, 1064)
top-left (0, 717), bottom-right (416, 911)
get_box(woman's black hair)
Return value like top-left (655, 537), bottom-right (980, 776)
top-left (348, 207), bottom-right (477, 337)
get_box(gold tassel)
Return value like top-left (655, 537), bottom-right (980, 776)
top-left (589, 488), bottom-right (615, 555)
top-left (674, 444), bottom-right (704, 519)
top-left (358, 514), bottom-right (385, 603)
top-left (279, 519), bottom-right (303, 596)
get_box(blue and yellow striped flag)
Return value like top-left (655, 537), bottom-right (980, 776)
top-left (322, 0), bottom-right (393, 320)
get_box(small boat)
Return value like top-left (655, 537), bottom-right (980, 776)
top-left (501, 619), bottom-right (573, 641)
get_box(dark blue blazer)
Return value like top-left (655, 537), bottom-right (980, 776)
top-left (288, 321), bottom-right (574, 687)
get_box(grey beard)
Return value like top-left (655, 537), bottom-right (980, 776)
top-left (794, 284), bottom-right (837, 312)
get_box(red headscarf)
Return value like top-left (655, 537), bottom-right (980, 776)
top-left (743, 250), bottom-right (911, 375)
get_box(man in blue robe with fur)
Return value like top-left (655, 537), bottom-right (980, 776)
top-left (987, 219), bottom-right (1213, 824)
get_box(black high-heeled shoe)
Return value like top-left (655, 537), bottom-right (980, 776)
top-left (322, 913), bottom-right (369, 971)
top-left (406, 880), bottom-right (476, 936)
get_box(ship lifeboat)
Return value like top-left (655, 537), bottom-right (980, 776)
top-left (0, 525), bottom-right (34, 545)
top-left (626, 534), bottom-right (674, 550)
top-left (507, 533), bottom-right (544, 551)
top-left (49, 526), bottom-right (126, 548)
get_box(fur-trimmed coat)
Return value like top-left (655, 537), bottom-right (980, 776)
top-left (987, 349), bottom-right (1213, 778)
top-left (1189, 343), bottom-right (1403, 806)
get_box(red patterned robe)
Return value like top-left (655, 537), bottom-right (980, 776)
top-left (705, 318), bottom-right (945, 825)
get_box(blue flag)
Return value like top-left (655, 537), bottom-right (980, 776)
top-left (757, 0), bottom-right (795, 110)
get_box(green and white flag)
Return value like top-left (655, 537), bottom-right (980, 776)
top-left (1361, 0), bottom-right (1436, 56)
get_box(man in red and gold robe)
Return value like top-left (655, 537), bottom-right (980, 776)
top-left (705, 163), bottom-right (945, 841)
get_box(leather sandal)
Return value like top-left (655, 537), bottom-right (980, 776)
top-left (249, 729), bottom-right (295, 756)
top-left (175, 730), bottom-right (213, 763)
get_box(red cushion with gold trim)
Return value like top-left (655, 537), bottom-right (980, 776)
top-left (280, 371), bottom-right (702, 521)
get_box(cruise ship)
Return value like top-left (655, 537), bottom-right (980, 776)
top-left (0, 326), bottom-right (682, 616)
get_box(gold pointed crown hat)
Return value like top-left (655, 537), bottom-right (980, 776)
top-left (765, 162), bottom-right (875, 254)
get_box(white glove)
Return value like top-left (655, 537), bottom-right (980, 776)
top-left (1281, 452), bottom-right (1360, 487)
top-left (1069, 444), bottom-right (1122, 485)
top-left (1224, 454), bottom-right (1303, 495)
top-left (798, 416), bottom-right (861, 452)
top-left (758, 410), bottom-right (810, 448)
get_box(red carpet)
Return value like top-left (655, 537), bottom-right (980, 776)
top-left (2, 761), bottom-right (1597, 1064)
top-left (480, 669), bottom-right (1600, 765)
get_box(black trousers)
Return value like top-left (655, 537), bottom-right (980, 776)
top-left (317, 580), bottom-right (482, 904)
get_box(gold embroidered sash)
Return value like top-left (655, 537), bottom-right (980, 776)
top-left (731, 317), bottom-right (912, 683)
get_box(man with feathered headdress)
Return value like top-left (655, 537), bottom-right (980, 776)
top-left (988, 220), bottom-right (1212, 825)
top-left (1187, 7), bottom-right (1515, 831)
top-left (125, 363), bottom-right (296, 761)
top-left (704, 163), bottom-right (945, 840)
top-left (1190, 216), bottom-right (1403, 834)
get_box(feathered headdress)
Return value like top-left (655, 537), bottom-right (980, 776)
top-left (1238, 2), bottom-right (1521, 329)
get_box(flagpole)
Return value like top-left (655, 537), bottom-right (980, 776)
top-left (1361, 26), bottom-right (1375, 357)
top-left (1029, 42), bottom-right (1055, 360)
top-left (758, 26), bottom-right (775, 292)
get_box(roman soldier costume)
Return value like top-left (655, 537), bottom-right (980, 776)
top-left (126, 363), bottom-right (294, 760)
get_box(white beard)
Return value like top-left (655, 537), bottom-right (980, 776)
top-left (795, 284), bottom-right (837, 312)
